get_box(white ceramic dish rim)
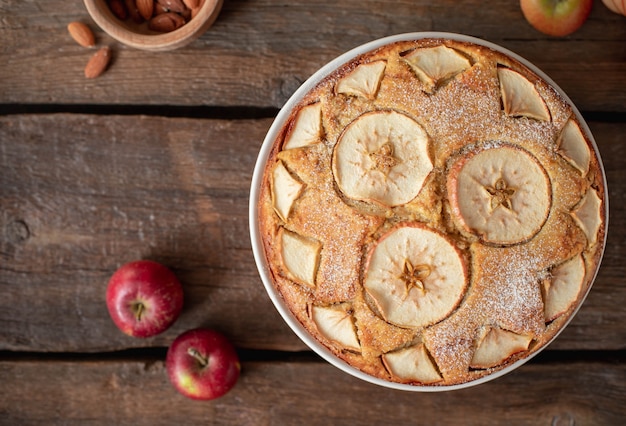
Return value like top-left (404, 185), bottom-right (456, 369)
top-left (249, 32), bottom-right (609, 392)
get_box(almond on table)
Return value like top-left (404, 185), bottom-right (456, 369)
top-left (84, 46), bottom-right (111, 79)
top-left (67, 22), bottom-right (96, 48)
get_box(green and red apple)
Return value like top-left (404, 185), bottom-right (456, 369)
top-left (166, 328), bottom-right (241, 400)
top-left (520, 0), bottom-right (593, 36)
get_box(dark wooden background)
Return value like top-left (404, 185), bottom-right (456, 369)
top-left (1, 0), bottom-right (625, 424)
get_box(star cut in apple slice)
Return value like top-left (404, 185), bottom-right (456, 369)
top-left (335, 60), bottom-right (386, 99)
top-left (283, 102), bottom-right (323, 150)
top-left (332, 110), bottom-right (432, 207)
top-left (571, 188), bottom-right (603, 247)
top-left (271, 160), bottom-right (305, 222)
top-left (447, 143), bottom-right (552, 245)
top-left (382, 343), bottom-right (442, 384)
top-left (542, 253), bottom-right (586, 322)
top-left (310, 303), bottom-right (360, 351)
top-left (364, 223), bottom-right (467, 328)
top-left (470, 326), bottom-right (533, 369)
top-left (278, 228), bottom-right (322, 288)
top-left (498, 67), bottom-right (550, 121)
top-left (403, 45), bottom-right (471, 93)
top-left (557, 119), bottom-right (591, 176)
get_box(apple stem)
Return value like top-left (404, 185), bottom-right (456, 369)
top-left (133, 302), bottom-right (145, 321)
top-left (187, 348), bottom-right (208, 367)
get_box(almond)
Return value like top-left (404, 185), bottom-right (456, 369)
top-left (154, 4), bottom-right (169, 15)
top-left (136, 0), bottom-right (154, 21)
top-left (67, 22), bottom-right (95, 48)
top-left (124, 0), bottom-right (144, 23)
top-left (84, 47), bottom-right (112, 79)
top-left (107, 0), bottom-right (128, 20)
top-left (157, 0), bottom-right (188, 14)
top-left (149, 12), bottom-right (186, 32)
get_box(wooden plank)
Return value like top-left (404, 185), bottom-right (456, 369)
top-left (1, 115), bottom-right (625, 352)
top-left (1, 1), bottom-right (625, 112)
top-left (0, 113), bottom-right (304, 352)
top-left (0, 357), bottom-right (624, 425)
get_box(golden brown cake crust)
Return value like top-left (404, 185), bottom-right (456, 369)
top-left (257, 38), bottom-right (606, 387)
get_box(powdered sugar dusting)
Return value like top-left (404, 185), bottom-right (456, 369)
top-left (257, 37), bottom-right (604, 387)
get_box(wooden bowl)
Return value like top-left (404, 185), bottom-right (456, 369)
top-left (84, 0), bottom-right (223, 51)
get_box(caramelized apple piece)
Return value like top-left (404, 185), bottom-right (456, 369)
top-left (364, 223), bottom-right (467, 328)
top-left (310, 304), bottom-right (360, 351)
top-left (447, 143), bottom-right (551, 245)
top-left (571, 188), bottom-right (603, 247)
top-left (470, 326), bottom-right (532, 369)
top-left (278, 228), bottom-right (322, 288)
top-left (271, 160), bottom-right (304, 221)
top-left (382, 343), bottom-right (442, 384)
top-left (557, 119), bottom-right (591, 175)
top-left (403, 45), bottom-right (471, 93)
top-left (543, 254), bottom-right (586, 322)
top-left (336, 60), bottom-right (386, 99)
top-left (332, 110), bottom-right (432, 207)
top-left (498, 67), bottom-right (550, 121)
top-left (283, 102), bottom-right (323, 150)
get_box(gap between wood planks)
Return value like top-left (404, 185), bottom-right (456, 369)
top-left (0, 348), bottom-right (624, 365)
top-left (0, 348), bottom-right (319, 363)
top-left (0, 104), bottom-right (279, 120)
top-left (1, 104), bottom-right (626, 124)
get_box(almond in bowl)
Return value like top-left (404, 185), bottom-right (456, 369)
top-left (83, 0), bottom-right (222, 51)
top-left (250, 33), bottom-right (607, 391)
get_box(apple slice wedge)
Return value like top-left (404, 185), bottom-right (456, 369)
top-left (571, 187), bottom-right (603, 247)
top-left (403, 45), bottom-right (471, 93)
top-left (557, 119), bottom-right (591, 176)
top-left (283, 102), bottom-right (323, 150)
top-left (382, 343), bottom-right (442, 384)
top-left (271, 160), bottom-right (305, 222)
top-left (364, 223), bottom-right (467, 328)
top-left (498, 67), bottom-right (550, 121)
top-left (278, 228), bottom-right (322, 288)
top-left (335, 60), bottom-right (386, 99)
top-left (310, 304), bottom-right (360, 351)
top-left (543, 253), bottom-right (586, 322)
top-left (332, 110), bottom-right (432, 207)
top-left (470, 326), bottom-right (533, 369)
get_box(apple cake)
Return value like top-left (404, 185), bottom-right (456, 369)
top-left (256, 37), bottom-right (606, 387)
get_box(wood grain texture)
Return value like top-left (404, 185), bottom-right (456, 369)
top-left (1, 0), bottom-right (625, 111)
top-left (0, 114), bottom-right (302, 352)
top-left (2, 1), bottom-right (625, 423)
top-left (1, 114), bottom-right (624, 353)
top-left (0, 358), bottom-right (624, 425)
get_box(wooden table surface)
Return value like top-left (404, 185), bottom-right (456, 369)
top-left (1, 1), bottom-right (625, 424)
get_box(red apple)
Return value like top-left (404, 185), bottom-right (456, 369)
top-left (520, 0), bottom-right (593, 36)
top-left (106, 260), bottom-right (184, 338)
top-left (166, 328), bottom-right (241, 400)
